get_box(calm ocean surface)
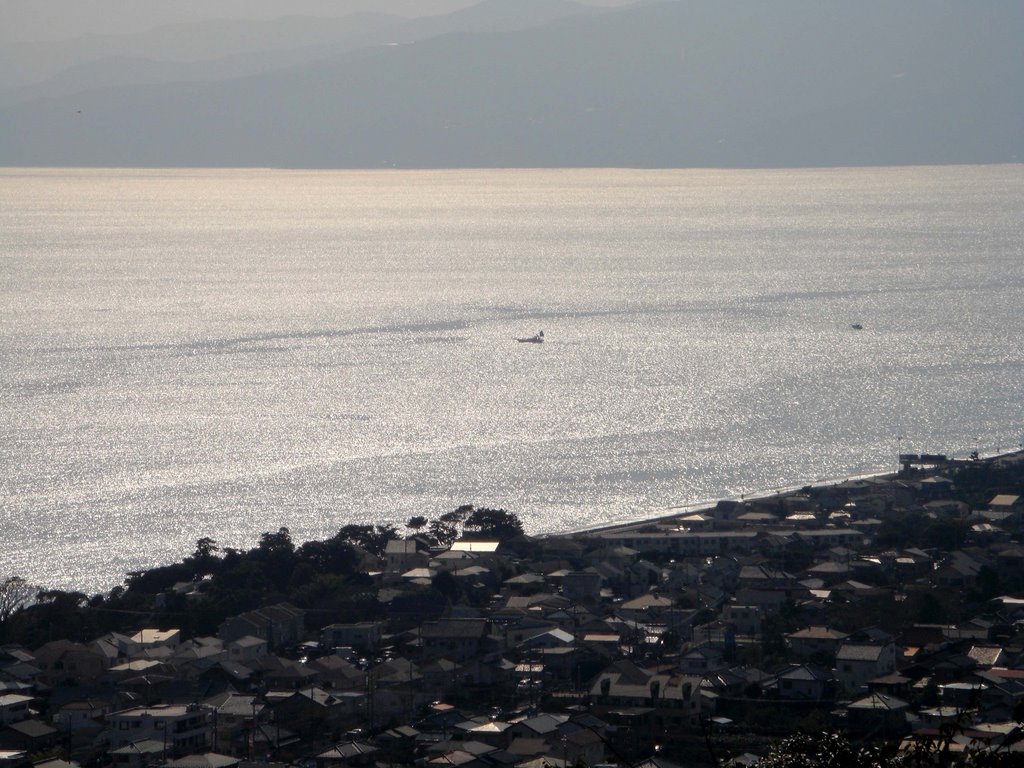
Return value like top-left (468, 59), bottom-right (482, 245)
top-left (2, 166), bottom-right (1023, 593)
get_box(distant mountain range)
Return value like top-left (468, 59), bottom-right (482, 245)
top-left (1, 0), bottom-right (1021, 168)
top-left (0, 0), bottom-right (480, 44)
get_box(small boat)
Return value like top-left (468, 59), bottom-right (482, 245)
top-left (515, 330), bottom-right (544, 344)
top-left (850, 323), bottom-right (864, 330)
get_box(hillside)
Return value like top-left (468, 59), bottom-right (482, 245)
top-left (0, 0), bottom-right (1021, 168)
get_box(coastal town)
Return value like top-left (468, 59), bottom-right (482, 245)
top-left (2, 451), bottom-right (1024, 768)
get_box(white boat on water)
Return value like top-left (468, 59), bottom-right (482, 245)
top-left (515, 330), bottom-right (544, 344)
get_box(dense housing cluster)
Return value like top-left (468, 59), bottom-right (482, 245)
top-left (2, 453), bottom-right (1024, 768)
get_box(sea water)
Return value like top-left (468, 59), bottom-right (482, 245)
top-left (2, 165), bottom-right (1023, 593)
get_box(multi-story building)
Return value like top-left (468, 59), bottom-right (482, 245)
top-left (106, 704), bottom-right (210, 756)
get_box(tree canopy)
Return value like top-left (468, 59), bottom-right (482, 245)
top-left (0, 576), bottom-right (35, 624)
top-left (462, 507), bottom-right (525, 540)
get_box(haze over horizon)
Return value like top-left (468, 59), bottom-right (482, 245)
top-left (0, 0), bottom-right (1021, 168)
top-left (0, 0), bottom-right (642, 44)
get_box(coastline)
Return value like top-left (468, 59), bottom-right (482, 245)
top-left (9, 448), bottom-right (1023, 598)
top-left (4, 441), bottom-right (1022, 766)
top-left (551, 447), bottom-right (1024, 539)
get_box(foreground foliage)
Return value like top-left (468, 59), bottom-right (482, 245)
top-left (0, 507), bottom-right (525, 647)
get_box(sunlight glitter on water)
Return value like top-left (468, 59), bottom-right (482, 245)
top-left (2, 166), bottom-right (1023, 592)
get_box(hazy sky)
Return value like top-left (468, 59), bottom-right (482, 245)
top-left (1, 1), bottom-right (1019, 168)
top-left (0, 0), bottom-right (642, 43)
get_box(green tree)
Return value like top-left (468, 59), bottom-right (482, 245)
top-left (258, 527), bottom-right (294, 556)
top-left (123, 562), bottom-right (194, 594)
top-left (428, 519), bottom-right (459, 548)
top-left (296, 537), bottom-right (359, 575)
top-left (463, 508), bottom-right (524, 540)
top-left (254, 526), bottom-right (298, 592)
top-left (0, 576), bottom-right (34, 625)
top-left (758, 732), bottom-right (900, 768)
top-left (4, 589), bottom-right (93, 646)
top-left (188, 537), bottom-right (221, 578)
top-left (335, 524), bottom-right (398, 557)
top-left (193, 537), bottom-right (219, 559)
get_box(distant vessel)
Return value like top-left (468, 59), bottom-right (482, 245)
top-left (850, 323), bottom-right (864, 330)
top-left (515, 330), bottom-right (544, 344)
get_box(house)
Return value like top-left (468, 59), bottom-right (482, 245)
top-left (834, 643), bottom-right (897, 693)
top-left (456, 719), bottom-right (513, 749)
top-left (890, 548), bottom-right (934, 580)
top-left (590, 667), bottom-right (709, 729)
top-left (677, 513), bottom-right (716, 530)
top-left (374, 725), bottom-right (419, 764)
top-left (198, 660), bottom-right (254, 693)
top-left (737, 565), bottom-right (797, 590)
top-left (315, 741), bottom-right (379, 768)
top-left (32, 641), bottom-right (108, 685)
top-left (692, 621), bottom-right (736, 648)
top-left (252, 655), bottom-right (320, 690)
top-left (771, 665), bottom-right (833, 701)
top-left (384, 540), bottom-right (429, 575)
top-left (368, 671), bottom-right (430, 721)
top-left (108, 740), bottom-right (167, 768)
top-left (320, 623), bottom-right (384, 653)
top-left (0, 720), bottom-right (58, 753)
top-left (217, 603), bottom-right (305, 650)
top-left (560, 571), bottom-right (602, 602)
top-left (618, 593), bottom-right (673, 621)
top-left (201, 693), bottom-right (263, 755)
top-left (105, 658), bottom-right (171, 684)
top-left (165, 753), bottom-right (240, 768)
top-left (419, 619), bottom-right (491, 661)
top-left (52, 698), bottom-right (111, 734)
top-left (0, 649), bottom-right (38, 688)
top-left (787, 626), bottom-right (849, 660)
top-left (934, 551), bottom-right (985, 588)
top-left (172, 638), bottom-right (226, 669)
top-left (804, 561), bottom-right (852, 586)
top-left (306, 655), bottom-right (365, 691)
top-left (517, 629), bottom-right (574, 652)
top-left (225, 636), bottom-right (267, 664)
top-left (265, 687), bottom-right (359, 738)
top-left (106, 705), bottom-right (210, 756)
top-left (579, 633), bottom-right (623, 660)
top-left (722, 604), bottom-right (762, 636)
top-left (680, 646), bottom-right (724, 674)
top-left (844, 693), bottom-right (909, 735)
top-left (562, 727), bottom-right (606, 766)
top-left (989, 494), bottom-right (1023, 518)
top-left (0, 697), bottom-right (31, 727)
top-left (736, 512), bottom-right (778, 527)
top-left (448, 539), bottom-right (502, 554)
top-left (923, 500), bottom-right (969, 519)
top-left (967, 645), bottom-right (1010, 669)
top-left (129, 629), bottom-right (181, 653)
top-left (915, 476), bottom-right (955, 501)
top-left (91, 633), bottom-right (140, 664)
